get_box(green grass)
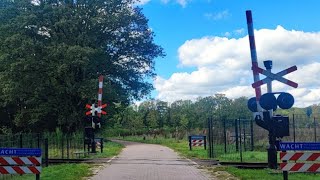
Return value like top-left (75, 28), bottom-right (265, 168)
top-left (220, 166), bottom-right (319, 180)
top-left (91, 140), bottom-right (124, 158)
top-left (4, 164), bottom-right (92, 180)
top-left (218, 151), bottom-right (267, 162)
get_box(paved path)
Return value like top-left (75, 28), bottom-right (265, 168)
top-left (90, 140), bottom-right (214, 180)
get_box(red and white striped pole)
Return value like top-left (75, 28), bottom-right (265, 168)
top-left (97, 75), bottom-right (103, 118)
top-left (246, 10), bottom-right (262, 112)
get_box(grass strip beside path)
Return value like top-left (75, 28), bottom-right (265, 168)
top-left (8, 164), bottom-right (91, 180)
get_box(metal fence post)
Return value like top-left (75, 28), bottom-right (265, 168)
top-left (235, 119), bottom-right (239, 152)
top-left (61, 135), bottom-right (64, 159)
top-left (293, 114), bottom-right (296, 143)
top-left (243, 120), bottom-right (247, 151)
top-left (239, 118), bottom-right (243, 162)
top-left (207, 118), bottom-right (211, 158)
top-left (67, 135), bottom-right (70, 159)
top-left (223, 119), bottom-right (227, 153)
top-left (189, 135), bottom-right (192, 151)
top-left (207, 117), bottom-right (214, 158)
top-left (314, 117), bottom-right (317, 142)
top-left (250, 118), bottom-right (254, 151)
top-left (45, 138), bottom-right (49, 167)
top-left (101, 138), bottom-right (104, 153)
top-left (19, 134), bottom-right (23, 148)
top-left (37, 134), bottom-right (40, 148)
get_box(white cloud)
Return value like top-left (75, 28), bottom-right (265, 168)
top-left (133, 0), bottom-right (151, 6)
top-left (160, 0), bottom-right (191, 7)
top-left (155, 26), bottom-right (320, 107)
top-left (176, 0), bottom-right (187, 7)
top-left (234, 28), bottom-right (245, 35)
top-left (205, 10), bottom-right (231, 21)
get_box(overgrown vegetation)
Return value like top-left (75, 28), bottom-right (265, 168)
top-left (0, 0), bottom-right (164, 133)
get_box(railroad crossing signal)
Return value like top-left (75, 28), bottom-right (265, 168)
top-left (85, 103), bottom-right (107, 116)
top-left (252, 65), bottom-right (298, 89)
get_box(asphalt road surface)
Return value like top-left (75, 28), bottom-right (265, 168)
top-left (90, 140), bottom-right (214, 180)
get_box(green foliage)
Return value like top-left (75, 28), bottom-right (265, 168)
top-left (8, 163), bottom-right (92, 180)
top-left (224, 167), bottom-right (319, 180)
top-left (108, 95), bottom-right (254, 134)
top-left (0, 0), bottom-right (164, 132)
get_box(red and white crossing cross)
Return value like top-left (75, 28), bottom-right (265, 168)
top-left (252, 65), bottom-right (298, 88)
top-left (85, 103), bottom-right (96, 116)
top-left (85, 103), bottom-right (107, 116)
top-left (96, 104), bottom-right (107, 115)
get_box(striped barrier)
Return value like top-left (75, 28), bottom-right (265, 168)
top-left (280, 152), bottom-right (320, 172)
top-left (0, 148), bottom-right (41, 179)
top-left (189, 135), bottom-right (206, 150)
top-left (191, 139), bottom-right (204, 146)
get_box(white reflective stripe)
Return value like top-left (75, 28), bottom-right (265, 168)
top-left (281, 152), bottom-right (317, 161)
top-left (20, 167), bottom-right (32, 174)
top-left (300, 153), bottom-right (312, 161)
top-left (3, 157), bottom-right (15, 165)
top-left (2, 157), bottom-right (41, 165)
top-left (4, 167), bottom-right (16, 174)
top-left (282, 153), bottom-right (293, 161)
top-left (37, 166), bottom-right (42, 172)
top-left (281, 163), bottom-right (295, 171)
top-left (99, 82), bottom-right (103, 88)
top-left (36, 157), bottom-right (42, 164)
top-left (282, 163), bottom-right (320, 172)
top-left (19, 157), bottom-right (32, 165)
top-left (2, 166), bottom-right (38, 174)
top-left (98, 94), bottom-right (102, 101)
top-left (298, 163), bottom-right (312, 172)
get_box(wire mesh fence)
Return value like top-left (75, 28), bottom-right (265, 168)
top-left (0, 132), bottom-right (89, 160)
top-left (207, 113), bottom-right (320, 163)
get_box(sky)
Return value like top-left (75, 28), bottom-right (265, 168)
top-left (135, 0), bottom-right (320, 108)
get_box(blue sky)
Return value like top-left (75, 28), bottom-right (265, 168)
top-left (135, 0), bottom-right (320, 107)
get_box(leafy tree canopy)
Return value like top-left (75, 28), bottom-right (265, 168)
top-left (0, 0), bottom-right (164, 132)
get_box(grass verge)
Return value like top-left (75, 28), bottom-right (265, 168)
top-left (5, 163), bottom-right (91, 180)
top-left (91, 140), bottom-right (124, 158)
top-left (222, 166), bottom-right (319, 180)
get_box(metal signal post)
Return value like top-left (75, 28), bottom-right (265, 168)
top-left (84, 75), bottom-right (107, 153)
top-left (246, 10), bottom-right (298, 169)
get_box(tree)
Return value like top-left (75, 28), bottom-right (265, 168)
top-left (0, 0), bottom-right (164, 132)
